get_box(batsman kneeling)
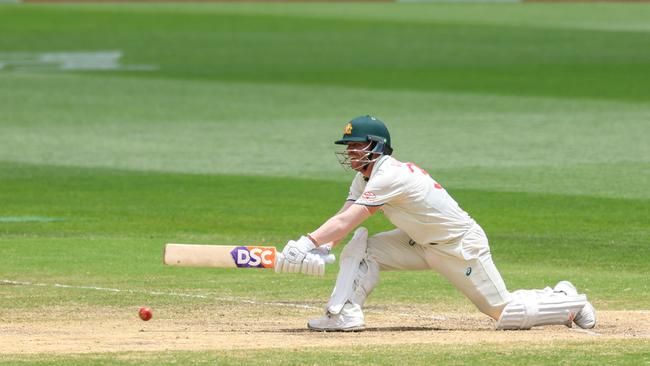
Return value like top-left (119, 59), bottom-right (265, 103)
top-left (277, 115), bottom-right (596, 332)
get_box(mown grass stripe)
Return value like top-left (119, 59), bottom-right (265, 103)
top-left (0, 216), bottom-right (64, 223)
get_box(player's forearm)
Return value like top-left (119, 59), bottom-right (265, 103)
top-left (327, 201), bottom-right (356, 247)
top-left (310, 216), bottom-right (357, 245)
top-left (310, 205), bottom-right (371, 245)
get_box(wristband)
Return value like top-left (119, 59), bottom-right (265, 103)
top-left (307, 233), bottom-right (318, 246)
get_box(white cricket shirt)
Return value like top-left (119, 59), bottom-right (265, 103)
top-left (348, 155), bottom-right (475, 245)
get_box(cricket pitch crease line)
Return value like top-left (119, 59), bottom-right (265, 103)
top-left (0, 279), bottom-right (446, 321)
top-left (568, 328), bottom-right (602, 336)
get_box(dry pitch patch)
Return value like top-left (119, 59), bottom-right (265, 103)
top-left (1, 302), bottom-right (648, 355)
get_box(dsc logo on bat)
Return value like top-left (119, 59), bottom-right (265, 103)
top-left (230, 246), bottom-right (276, 268)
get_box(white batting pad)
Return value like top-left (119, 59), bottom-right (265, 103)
top-left (496, 288), bottom-right (587, 330)
top-left (327, 227), bottom-right (368, 314)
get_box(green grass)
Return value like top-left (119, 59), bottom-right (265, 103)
top-left (1, 162), bottom-right (648, 309)
top-left (1, 72), bottom-right (648, 199)
top-left (2, 3), bottom-right (650, 102)
top-left (0, 2), bottom-right (649, 364)
top-left (2, 341), bottom-right (650, 366)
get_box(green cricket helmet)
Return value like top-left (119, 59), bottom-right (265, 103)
top-left (335, 115), bottom-right (393, 171)
top-left (335, 115), bottom-right (392, 152)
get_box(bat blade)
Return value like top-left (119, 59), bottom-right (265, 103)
top-left (164, 243), bottom-right (277, 269)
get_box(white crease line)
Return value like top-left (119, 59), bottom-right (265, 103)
top-left (569, 328), bottom-right (602, 336)
top-left (1, 279), bottom-right (316, 310)
top-left (2, 279), bottom-right (446, 321)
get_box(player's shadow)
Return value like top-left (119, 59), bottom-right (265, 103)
top-left (267, 326), bottom-right (469, 333)
top-left (367, 326), bottom-right (451, 332)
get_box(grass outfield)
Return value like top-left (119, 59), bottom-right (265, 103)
top-left (3, 341), bottom-right (650, 366)
top-left (0, 2), bottom-right (649, 365)
top-left (1, 163), bottom-right (649, 308)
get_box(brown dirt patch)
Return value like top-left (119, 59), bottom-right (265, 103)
top-left (1, 303), bottom-right (648, 354)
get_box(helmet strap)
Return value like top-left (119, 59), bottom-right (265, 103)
top-left (361, 162), bottom-right (371, 175)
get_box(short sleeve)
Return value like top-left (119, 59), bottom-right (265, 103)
top-left (355, 169), bottom-right (403, 206)
top-left (346, 173), bottom-right (366, 201)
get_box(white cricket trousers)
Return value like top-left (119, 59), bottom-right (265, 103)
top-left (366, 224), bottom-right (511, 319)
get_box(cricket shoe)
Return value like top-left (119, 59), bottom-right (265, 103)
top-left (308, 302), bottom-right (365, 332)
top-left (554, 281), bottom-right (596, 329)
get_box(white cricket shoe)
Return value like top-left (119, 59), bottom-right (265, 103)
top-left (554, 281), bottom-right (597, 329)
top-left (308, 302), bottom-right (365, 332)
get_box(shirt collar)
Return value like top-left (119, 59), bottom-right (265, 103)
top-left (368, 155), bottom-right (391, 180)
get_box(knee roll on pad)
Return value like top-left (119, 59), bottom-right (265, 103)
top-left (496, 289), bottom-right (587, 330)
top-left (340, 227), bottom-right (369, 262)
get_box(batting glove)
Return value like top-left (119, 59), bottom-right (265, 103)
top-left (275, 241), bottom-right (336, 277)
top-left (282, 236), bottom-right (316, 265)
top-left (300, 249), bottom-right (336, 277)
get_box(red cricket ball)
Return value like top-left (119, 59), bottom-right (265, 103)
top-left (139, 307), bottom-right (153, 321)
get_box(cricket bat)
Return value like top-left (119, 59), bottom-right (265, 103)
top-left (164, 243), bottom-right (277, 269)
